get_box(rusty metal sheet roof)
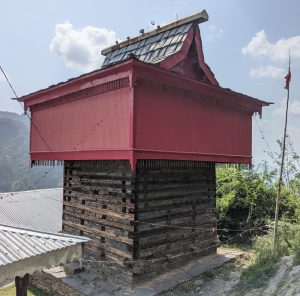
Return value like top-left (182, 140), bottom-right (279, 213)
top-left (0, 224), bottom-right (89, 267)
top-left (0, 188), bottom-right (63, 233)
top-left (101, 22), bottom-right (193, 68)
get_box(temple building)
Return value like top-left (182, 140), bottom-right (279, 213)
top-left (19, 10), bottom-right (269, 285)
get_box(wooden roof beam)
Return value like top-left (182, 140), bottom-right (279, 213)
top-left (101, 10), bottom-right (208, 55)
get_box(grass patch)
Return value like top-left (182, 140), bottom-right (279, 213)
top-left (293, 251), bottom-right (300, 266)
top-left (293, 231), bottom-right (300, 266)
top-left (0, 284), bottom-right (51, 296)
top-left (239, 222), bottom-right (300, 290)
top-left (240, 245), bottom-right (279, 289)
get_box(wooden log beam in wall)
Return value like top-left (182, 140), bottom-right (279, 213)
top-left (63, 201), bottom-right (134, 220)
top-left (64, 210), bottom-right (134, 232)
top-left (63, 221), bottom-right (134, 246)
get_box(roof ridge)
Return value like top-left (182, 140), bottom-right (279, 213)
top-left (0, 223), bottom-right (89, 242)
top-left (101, 9), bottom-right (208, 55)
top-left (0, 187), bottom-right (62, 195)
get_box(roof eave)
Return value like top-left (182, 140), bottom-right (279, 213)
top-left (17, 57), bottom-right (270, 112)
top-left (131, 59), bottom-right (270, 108)
top-left (17, 59), bottom-right (134, 103)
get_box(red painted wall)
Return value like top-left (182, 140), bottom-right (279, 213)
top-left (30, 86), bottom-right (133, 160)
top-left (134, 85), bottom-right (252, 163)
top-left (22, 59), bottom-right (266, 166)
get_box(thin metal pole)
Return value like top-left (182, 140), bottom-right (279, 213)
top-left (273, 54), bottom-right (291, 249)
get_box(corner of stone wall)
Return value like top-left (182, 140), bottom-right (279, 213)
top-left (30, 271), bottom-right (84, 296)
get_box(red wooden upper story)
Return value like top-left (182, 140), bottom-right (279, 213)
top-left (19, 10), bottom-right (269, 169)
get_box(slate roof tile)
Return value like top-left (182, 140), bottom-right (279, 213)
top-left (101, 23), bottom-right (193, 68)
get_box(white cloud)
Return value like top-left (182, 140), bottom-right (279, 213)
top-left (49, 22), bottom-right (118, 72)
top-left (250, 65), bottom-right (285, 78)
top-left (207, 25), bottom-right (224, 40)
top-left (273, 99), bottom-right (300, 117)
top-left (242, 30), bottom-right (300, 61)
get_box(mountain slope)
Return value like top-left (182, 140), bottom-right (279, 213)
top-left (0, 111), bottom-right (62, 192)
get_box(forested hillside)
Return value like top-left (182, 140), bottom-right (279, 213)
top-left (0, 111), bottom-right (62, 192)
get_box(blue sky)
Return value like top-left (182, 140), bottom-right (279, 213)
top-left (0, 0), bottom-right (299, 165)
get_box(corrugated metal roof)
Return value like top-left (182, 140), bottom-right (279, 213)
top-left (0, 224), bottom-right (89, 267)
top-left (0, 188), bottom-right (63, 233)
top-left (101, 23), bottom-right (193, 68)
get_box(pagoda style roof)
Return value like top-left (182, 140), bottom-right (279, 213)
top-left (16, 10), bottom-right (271, 168)
top-left (102, 22), bottom-right (193, 67)
top-left (101, 10), bottom-right (208, 68)
top-left (17, 10), bottom-right (224, 102)
top-left (101, 10), bottom-right (218, 85)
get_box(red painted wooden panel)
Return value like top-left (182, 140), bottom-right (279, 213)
top-left (24, 62), bottom-right (132, 109)
top-left (30, 87), bottom-right (132, 158)
top-left (23, 59), bottom-right (267, 166)
top-left (134, 85), bottom-right (252, 163)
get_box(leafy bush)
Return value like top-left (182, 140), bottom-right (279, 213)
top-left (216, 163), bottom-right (300, 240)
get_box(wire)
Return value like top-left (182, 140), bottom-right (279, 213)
top-left (0, 66), bottom-right (55, 153)
top-left (0, 192), bottom-right (267, 233)
top-left (81, 224), bottom-right (265, 265)
top-left (0, 67), bottom-right (277, 237)
top-left (31, 96), bottom-right (123, 188)
top-left (0, 66), bottom-right (58, 188)
top-left (1, 65), bottom-right (127, 189)
top-left (29, 95), bottom-right (123, 188)
top-left (30, 98), bottom-right (123, 187)
top-left (29, 166), bottom-right (56, 190)
top-left (134, 220), bottom-right (263, 232)
top-left (254, 116), bottom-right (276, 159)
top-left (0, 189), bottom-right (268, 233)
top-left (0, 66), bottom-right (18, 98)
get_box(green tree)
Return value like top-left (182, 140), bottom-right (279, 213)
top-left (216, 163), bottom-right (300, 240)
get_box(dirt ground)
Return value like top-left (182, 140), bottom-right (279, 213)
top-left (161, 255), bottom-right (300, 296)
top-left (3, 253), bottom-right (300, 296)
